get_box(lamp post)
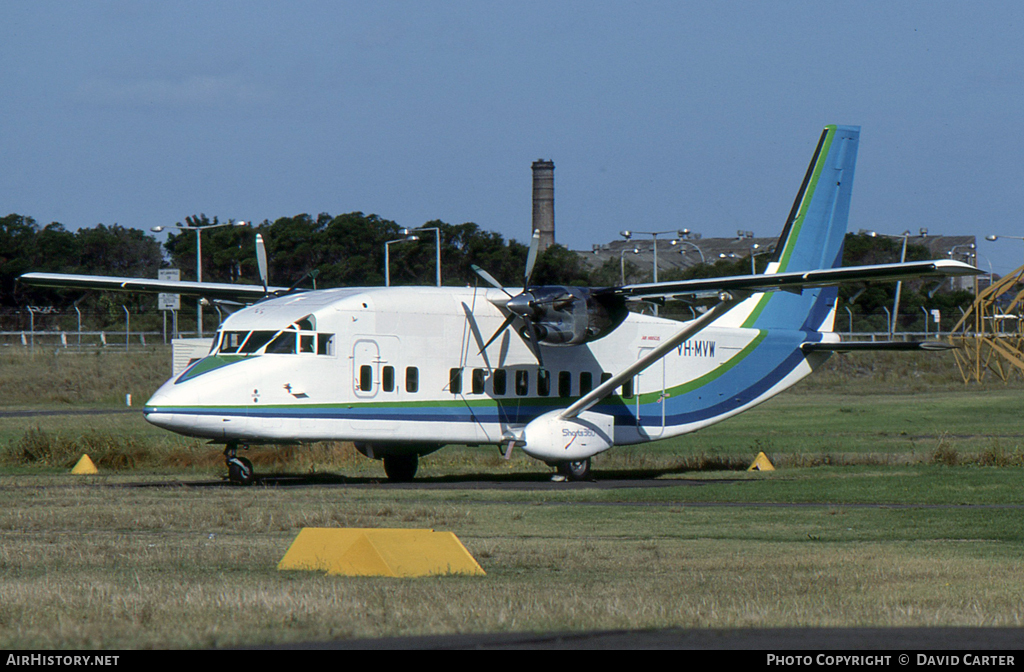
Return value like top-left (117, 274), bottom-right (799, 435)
top-left (865, 229), bottom-right (912, 337)
top-left (947, 244), bottom-right (976, 291)
top-left (401, 227), bottom-right (441, 286)
top-left (385, 235), bottom-right (419, 287)
top-left (151, 219), bottom-right (249, 337)
top-left (985, 234), bottom-right (1024, 269)
top-left (620, 229), bottom-right (680, 314)
top-left (620, 246), bottom-right (640, 285)
top-left (676, 241), bottom-right (705, 264)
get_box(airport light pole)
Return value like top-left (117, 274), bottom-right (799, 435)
top-left (985, 234), bottom-right (1024, 269)
top-left (151, 219), bottom-right (249, 337)
top-left (865, 230), bottom-right (912, 336)
top-left (385, 235), bottom-right (419, 287)
top-left (401, 227), bottom-right (441, 286)
top-left (619, 246), bottom-right (640, 285)
top-left (620, 229), bottom-right (680, 314)
top-left (675, 241), bottom-right (705, 265)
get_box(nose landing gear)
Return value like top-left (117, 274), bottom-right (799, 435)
top-left (225, 443), bottom-right (255, 486)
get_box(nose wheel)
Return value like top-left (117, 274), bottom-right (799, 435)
top-left (225, 444), bottom-right (255, 486)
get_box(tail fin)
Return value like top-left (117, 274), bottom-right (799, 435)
top-left (746, 124), bottom-right (860, 331)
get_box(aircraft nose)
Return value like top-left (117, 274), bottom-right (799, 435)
top-left (143, 378), bottom-right (198, 431)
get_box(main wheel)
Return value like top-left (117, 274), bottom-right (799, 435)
top-left (556, 458), bottom-right (592, 481)
top-left (383, 454), bottom-right (419, 482)
top-left (227, 456), bottom-right (255, 486)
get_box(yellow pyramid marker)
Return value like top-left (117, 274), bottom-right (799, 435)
top-left (748, 451), bottom-right (775, 472)
top-left (71, 454), bottom-right (99, 475)
top-left (278, 528), bottom-right (485, 577)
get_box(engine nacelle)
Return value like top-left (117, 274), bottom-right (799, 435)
top-left (520, 410), bottom-right (615, 462)
top-left (509, 287), bottom-right (627, 347)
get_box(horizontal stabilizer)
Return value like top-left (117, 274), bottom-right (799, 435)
top-left (801, 340), bottom-right (955, 353)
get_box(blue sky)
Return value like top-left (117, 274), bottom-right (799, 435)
top-left (3, 1), bottom-right (1024, 275)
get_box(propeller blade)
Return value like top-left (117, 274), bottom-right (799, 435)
top-left (472, 264), bottom-right (513, 297)
top-left (280, 268), bottom-right (320, 296)
top-left (523, 317), bottom-right (545, 368)
top-left (479, 312), bottom-right (516, 354)
top-left (523, 230), bottom-right (541, 287)
top-left (256, 234), bottom-right (269, 293)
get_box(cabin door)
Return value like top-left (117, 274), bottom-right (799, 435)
top-left (635, 347), bottom-right (666, 437)
top-left (352, 336), bottom-right (401, 400)
top-left (353, 339), bottom-right (381, 398)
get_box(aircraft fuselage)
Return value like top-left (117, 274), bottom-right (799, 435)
top-left (143, 284), bottom-right (832, 458)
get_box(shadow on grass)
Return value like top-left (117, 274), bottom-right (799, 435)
top-left (120, 462), bottom-right (748, 490)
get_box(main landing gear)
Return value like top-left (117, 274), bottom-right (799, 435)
top-left (383, 454), bottom-right (419, 482)
top-left (555, 458), bottom-right (592, 482)
top-left (225, 443), bottom-right (255, 486)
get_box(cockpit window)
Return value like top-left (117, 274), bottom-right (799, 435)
top-left (317, 333), bottom-right (334, 356)
top-left (266, 330), bottom-right (297, 354)
top-left (218, 331), bottom-right (250, 354)
top-left (238, 331), bottom-right (277, 354)
top-left (212, 319), bottom-right (335, 357)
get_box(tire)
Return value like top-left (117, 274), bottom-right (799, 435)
top-left (383, 454), bottom-right (419, 482)
top-left (557, 458), bottom-right (592, 481)
top-left (228, 456), bottom-right (255, 486)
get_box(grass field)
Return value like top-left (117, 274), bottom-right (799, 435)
top-left (0, 347), bottom-right (1023, 648)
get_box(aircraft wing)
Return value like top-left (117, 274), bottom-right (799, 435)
top-left (612, 259), bottom-right (980, 300)
top-left (560, 258), bottom-right (978, 420)
top-left (557, 294), bottom-right (748, 420)
top-left (18, 272), bottom-right (290, 302)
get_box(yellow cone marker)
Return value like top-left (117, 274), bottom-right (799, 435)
top-left (71, 454), bottom-right (99, 475)
top-left (748, 451), bottom-right (775, 472)
top-left (278, 528), bottom-right (485, 577)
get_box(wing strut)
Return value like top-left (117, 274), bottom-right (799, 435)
top-left (557, 291), bottom-right (749, 421)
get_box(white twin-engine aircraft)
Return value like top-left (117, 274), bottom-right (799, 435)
top-left (22, 125), bottom-right (978, 484)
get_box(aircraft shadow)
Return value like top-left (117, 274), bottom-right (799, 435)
top-left (120, 465), bottom-right (746, 490)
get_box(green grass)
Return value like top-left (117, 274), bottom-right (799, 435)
top-left (1, 467), bottom-right (1023, 647)
top-left (2, 347), bottom-right (1024, 647)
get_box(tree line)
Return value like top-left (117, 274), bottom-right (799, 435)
top-left (1, 211), bottom-right (974, 332)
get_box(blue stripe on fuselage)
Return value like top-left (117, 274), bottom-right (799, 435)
top-left (145, 330), bottom-right (825, 434)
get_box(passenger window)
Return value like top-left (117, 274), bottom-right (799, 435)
top-left (406, 367), bottom-right (419, 393)
top-left (537, 369), bottom-right (551, 397)
top-left (492, 369), bottom-right (507, 395)
top-left (472, 368), bottom-right (485, 395)
top-left (449, 368), bottom-right (463, 395)
top-left (580, 372), bottom-right (593, 395)
top-left (515, 370), bottom-right (529, 396)
top-left (558, 371), bottom-right (572, 398)
top-left (622, 378), bottom-right (634, 399)
top-left (601, 372), bottom-right (612, 385)
top-left (359, 365), bottom-right (373, 392)
top-left (382, 366), bottom-right (395, 392)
